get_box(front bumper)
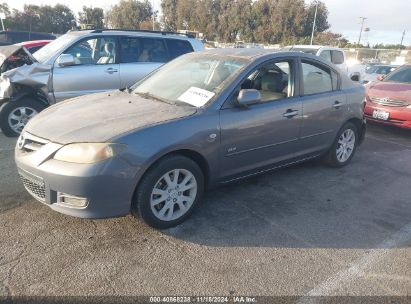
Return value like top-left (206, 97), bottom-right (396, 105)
top-left (15, 135), bottom-right (140, 219)
top-left (364, 103), bottom-right (411, 129)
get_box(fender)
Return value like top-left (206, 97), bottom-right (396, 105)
top-left (8, 85), bottom-right (50, 107)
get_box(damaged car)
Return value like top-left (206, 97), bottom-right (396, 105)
top-left (0, 29), bottom-right (204, 136)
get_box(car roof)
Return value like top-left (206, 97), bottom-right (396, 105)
top-left (287, 45), bottom-right (343, 51)
top-left (201, 48), bottom-right (323, 61)
top-left (67, 29), bottom-right (196, 40)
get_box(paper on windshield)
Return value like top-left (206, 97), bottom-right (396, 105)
top-left (177, 87), bottom-right (215, 107)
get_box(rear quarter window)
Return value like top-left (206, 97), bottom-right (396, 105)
top-left (166, 39), bottom-right (194, 60)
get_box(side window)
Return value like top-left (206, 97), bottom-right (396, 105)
top-left (331, 50), bottom-right (344, 65)
top-left (119, 37), bottom-right (141, 63)
top-left (166, 39), bottom-right (194, 60)
top-left (319, 50), bottom-right (332, 62)
top-left (64, 37), bottom-right (117, 65)
top-left (302, 61), bottom-right (333, 95)
top-left (138, 38), bottom-right (168, 63)
top-left (27, 46), bottom-right (43, 54)
top-left (227, 60), bottom-right (292, 106)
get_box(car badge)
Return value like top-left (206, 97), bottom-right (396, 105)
top-left (17, 134), bottom-right (25, 150)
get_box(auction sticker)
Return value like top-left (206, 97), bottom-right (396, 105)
top-left (178, 87), bottom-right (215, 107)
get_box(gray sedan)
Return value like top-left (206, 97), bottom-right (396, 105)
top-left (15, 49), bottom-right (366, 229)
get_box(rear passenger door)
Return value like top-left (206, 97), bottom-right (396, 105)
top-left (118, 37), bottom-right (194, 89)
top-left (118, 36), bottom-right (168, 89)
top-left (298, 59), bottom-right (347, 156)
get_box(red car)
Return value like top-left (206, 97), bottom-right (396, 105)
top-left (364, 64), bottom-right (411, 129)
top-left (15, 40), bottom-right (52, 54)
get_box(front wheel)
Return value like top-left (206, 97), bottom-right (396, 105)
top-left (132, 155), bottom-right (204, 229)
top-left (324, 122), bottom-right (358, 167)
top-left (0, 98), bottom-right (46, 137)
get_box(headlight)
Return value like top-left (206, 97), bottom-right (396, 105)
top-left (407, 105), bottom-right (411, 109)
top-left (0, 76), bottom-right (11, 99)
top-left (53, 143), bottom-right (125, 164)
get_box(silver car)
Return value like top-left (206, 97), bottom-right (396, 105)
top-left (0, 29), bottom-right (204, 136)
top-left (15, 49), bottom-right (366, 229)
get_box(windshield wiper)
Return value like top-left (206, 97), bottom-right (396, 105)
top-left (135, 92), bottom-right (173, 105)
top-left (120, 86), bottom-right (132, 93)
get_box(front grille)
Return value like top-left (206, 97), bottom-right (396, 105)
top-left (18, 170), bottom-right (46, 202)
top-left (19, 133), bottom-right (49, 152)
top-left (370, 97), bottom-right (407, 107)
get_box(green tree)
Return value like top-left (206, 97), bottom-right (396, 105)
top-left (8, 4), bottom-right (75, 34)
top-left (106, 0), bottom-right (153, 29)
top-left (79, 6), bottom-right (104, 29)
top-left (303, 1), bottom-right (330, 39)
top-left (161, 0), bottom-right (178, 31)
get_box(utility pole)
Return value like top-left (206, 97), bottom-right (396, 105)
top-left (0, 13), bottom-right (5, 31)
top-left (310, 0), bottom-right (319, 45)
top-left (357, 17), bottom-right (367, 46)
top-left (399, 30), bottom-right (406, 49)
top-left (152, 0), bottom-right (155, 30)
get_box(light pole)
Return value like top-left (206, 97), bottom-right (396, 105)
top-left (152, 0), bottom-right (155, 30)
top-left (0, 13), bottom-right (5, 31)
top-left (310, 0), bottom-right (319, 45)
top-left (399, 30), bottom-right (406, 49)
top-left (357, 17), bottom-right (367, 46)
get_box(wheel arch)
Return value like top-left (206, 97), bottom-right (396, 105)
top-left (132, 148), bottom-right (211, 200)
top-left (10, 85), bottom-right (50, 107)
top-left (345, 117), bottom-right (366, 145)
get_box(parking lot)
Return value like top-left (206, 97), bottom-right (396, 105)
top-left (0, 123), bottom-right (410, 299)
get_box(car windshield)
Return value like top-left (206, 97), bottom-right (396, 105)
top-left (366, 65), bottom-right (395, 75)
top-left (383, 66), bottom-right (411, 84)
top-left (33, 34), bottom-right (74, 63)
top-left (132, 53), bottom-right (248, 107)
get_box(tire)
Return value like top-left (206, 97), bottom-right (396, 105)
top-left (324, 122), bottom-right (358, 167)
top-left (0, 97), bottom-right (46, 137)
top-left (132, 155), bottom-right (204, 229)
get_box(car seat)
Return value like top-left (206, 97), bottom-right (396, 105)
top-left (97, 42), bottom-right (115, 64)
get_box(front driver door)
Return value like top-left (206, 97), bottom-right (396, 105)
top-left (52, 36), bottom-right (120, 101)
top-left (219, 58), bottom-right (303, 180)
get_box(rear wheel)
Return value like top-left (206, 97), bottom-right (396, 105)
top-left (132, 155), bottom-right (204, 229)
top-left (0, 98), bottom-right (46, 137)
top-left (324, 122), bottom-right (358, 167)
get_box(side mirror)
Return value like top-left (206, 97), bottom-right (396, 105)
top-left (376, 75), bottom-right (385, 81)
top-left (56, 54), bottom-right (75, 67)
top-left (350, 73), bottom-right (360, 82)
top-left (237, 89), bottom-right (261, 107)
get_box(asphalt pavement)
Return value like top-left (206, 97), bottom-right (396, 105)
top-left (0, 123), bottom-right (410, 300)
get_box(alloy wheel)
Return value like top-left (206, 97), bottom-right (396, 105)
top-left (8, 107), bottom-right (38, 134)
top-left (150, 169), bottom-right (198, 221)
top-left (336, 128), bottom-right (356, 163)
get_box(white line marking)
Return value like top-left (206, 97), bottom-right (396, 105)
top-left (298, 222), bottom-right (411, 302)
top-left (367, 135), bottom-right (411, 149)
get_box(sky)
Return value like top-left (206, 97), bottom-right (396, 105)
top-left (7, 0), bottom-right (411, 46)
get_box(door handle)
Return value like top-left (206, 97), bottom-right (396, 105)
top-left (104, 68), bottom-right (118, 74)
top-left (333, 101), bottom-right (343, 109)
top-left (283, 109), bottom-right (299, 118)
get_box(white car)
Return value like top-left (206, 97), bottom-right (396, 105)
top-left (284, 45), bottom-right (361, 81)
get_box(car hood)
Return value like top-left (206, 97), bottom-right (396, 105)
top-left (25, 90), bottom-right (197, 144)
top-left (366, 81), bottom-right (411, 102)
top-left (0, 45), bottom-right (36, 73)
